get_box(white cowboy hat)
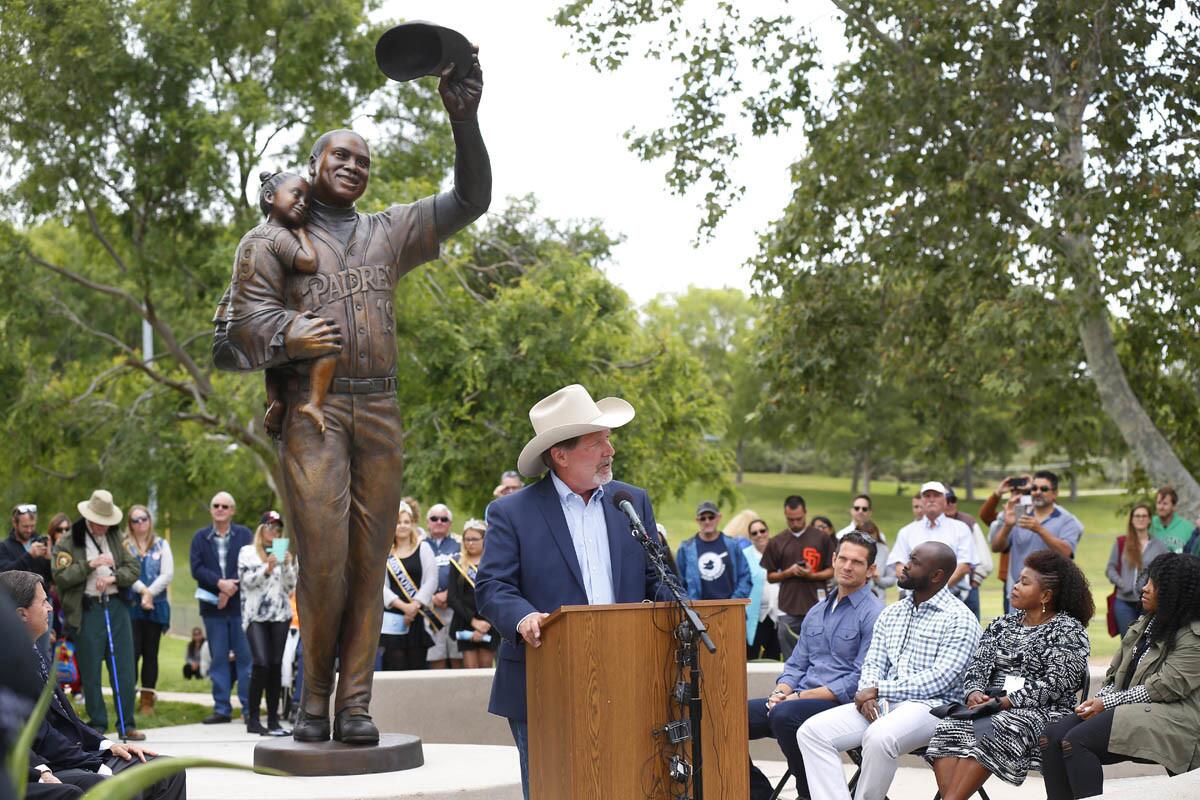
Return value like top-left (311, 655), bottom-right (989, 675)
top-left (77, 489), bottom-right (123, 527)
top-left (516, 384), bottom-right (635, 477)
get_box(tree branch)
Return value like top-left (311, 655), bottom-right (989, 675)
top-left (829, 0), bottom-right (904, 52)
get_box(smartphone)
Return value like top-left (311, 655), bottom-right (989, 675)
top-left (1020, 494), bottom-right (1034, 515)
top-left (1008, 476), bottom-right (1028, 490)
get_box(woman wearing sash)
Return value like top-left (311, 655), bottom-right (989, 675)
top-left (381, 502), bottom-right (437, 670)
top-left (448, 518), bottom-right (497, 668)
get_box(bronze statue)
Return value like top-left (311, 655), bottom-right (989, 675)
top-left (214, 36), bottom-right (490, 746)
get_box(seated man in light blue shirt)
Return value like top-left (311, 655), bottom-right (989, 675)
top-left (747, 531), bottom-right (884, 800)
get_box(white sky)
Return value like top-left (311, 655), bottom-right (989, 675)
top-left (377, 1), bottom-right (849, 304)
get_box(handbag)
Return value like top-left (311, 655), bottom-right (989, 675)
top-left (1106, 536), bottom-right (1126, 637)
top-left (931, 697), bottom-right (1004, 721)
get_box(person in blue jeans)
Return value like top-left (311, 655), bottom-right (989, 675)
top-left (190, 491), bottom-right (254, 724)
top-left (746, 531), bottom-right (884, 800)
top-left (675, 500), bottom-right (752, 602)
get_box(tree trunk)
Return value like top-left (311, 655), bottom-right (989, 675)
top-left (851, 454), bottom-right (862, 495)
top-left (1074, 298), bottom-right (1200, 519)
top-left (1050, 46), bottom-right (1200, 524)
top-left (735, 435), bottom-right (746, 484)
top-left (963, 451), bottom-right (974, 501)
top-left (862, 450), bottom-right (872, 495)
top-left (1068, 456), bottom-right (1078, 501)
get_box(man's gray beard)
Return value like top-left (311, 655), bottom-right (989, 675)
top-left (595, 470), bottom-right (614, 486)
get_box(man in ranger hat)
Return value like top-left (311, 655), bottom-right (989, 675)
top-left (51, 490), bottom-right (144, 740)
top-left (476, 384), bottom-right (669, 799)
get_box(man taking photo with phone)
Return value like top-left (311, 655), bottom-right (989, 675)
top-left (988, 470), bottom-right (1082, 601)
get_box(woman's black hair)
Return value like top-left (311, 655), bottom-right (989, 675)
top-left (1024, 549), bottom-right (1095, 626)
top-left (257, 170), bottom-right (302, 217)
top-left (1145, 553), bottom-right (1200, 650)
top-left (812, 515), bottom-right (834, 531)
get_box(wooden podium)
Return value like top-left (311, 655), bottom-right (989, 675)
top-left (527, 600), bottom-right (749, 799)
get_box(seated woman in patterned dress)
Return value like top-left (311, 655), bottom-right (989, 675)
top-left (1039, 552), bottom-right (1200, 799)
top-left (926, 550), bottom-right (1093, 800)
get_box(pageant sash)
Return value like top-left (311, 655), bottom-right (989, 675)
top-left (449, 555), bottom-right (478, 589)
top-left (386, 553), bottom-right (443, 631)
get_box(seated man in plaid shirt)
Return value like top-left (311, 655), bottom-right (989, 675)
top-left (797, 542), bottom-right (981, 800)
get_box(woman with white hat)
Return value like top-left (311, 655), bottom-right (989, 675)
top-left (50, 489), bottom-right (145, 740)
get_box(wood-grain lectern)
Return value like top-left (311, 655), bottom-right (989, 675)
top-left (526, 600), bottom-right (749, 799)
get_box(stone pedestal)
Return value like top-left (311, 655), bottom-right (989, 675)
top-left (254, 734), bottom-right (423, 777)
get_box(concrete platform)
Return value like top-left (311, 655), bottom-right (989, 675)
top-left (139, 724), bottom-right (521, 799)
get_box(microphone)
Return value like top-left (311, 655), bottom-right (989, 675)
top-left (612, 489), bottom-right (651, 543)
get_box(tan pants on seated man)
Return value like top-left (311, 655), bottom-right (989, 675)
top-left (797, 700), bottom-right (940, 800)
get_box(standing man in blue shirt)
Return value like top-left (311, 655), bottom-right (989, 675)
top-left (189, 491), bottom-right (253, 724)
top-left (676, 501), bottom-right (752, 601)
top-left (747, 531), bottom-right (884, 800)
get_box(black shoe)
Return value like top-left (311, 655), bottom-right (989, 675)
top-left (291, 711), bottom-right (330, 743)
top-left (246, 717), bottom-right (267, 735)
top-left (85, 720), bottom-right (107, 732)
top-left (266, 717), bottom-right (291, 737)
top-left (202, 713), bottom-right (232, 725)
top-left (332, 710), bottom-right (379, 746)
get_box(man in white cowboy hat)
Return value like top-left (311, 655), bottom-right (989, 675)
top-left (51, 490), bottom-right (145, 740)
top-left (476, 384), bottom-right (669, 799)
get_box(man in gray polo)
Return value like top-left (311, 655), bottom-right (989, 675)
top-left (989, 469), bottom-right (1082, 594)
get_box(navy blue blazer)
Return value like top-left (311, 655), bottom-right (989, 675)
top-left (476, 475), bottom-right (667, 722)
top-left (189, 523), bottom-right (253, 617)
top-left (30, 653), bottom-right (106, 772)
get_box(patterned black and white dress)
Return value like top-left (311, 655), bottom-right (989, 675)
top-left (925, 611), bottom-right (1090, 785)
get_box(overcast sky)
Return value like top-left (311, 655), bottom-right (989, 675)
top-left (376, 1), bottom-right (849, 304)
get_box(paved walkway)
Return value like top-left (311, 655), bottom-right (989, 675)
top-left (137, 723), bottom-right (522, 799)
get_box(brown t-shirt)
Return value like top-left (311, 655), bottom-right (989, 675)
top-left (759, 526), bottom-right (835, 617)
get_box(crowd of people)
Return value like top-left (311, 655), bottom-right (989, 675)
top-left (727, 477), bottom-right (1200, 800)
top-left (5, 455), bottom-right (1200, 799)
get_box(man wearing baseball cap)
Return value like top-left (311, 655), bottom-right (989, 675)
top-left (476, 384), bottom-right (669, 799)
top-left (886, 481), bottom-right (977, 601)
top-left (675, 501), bottom-right (752, 602)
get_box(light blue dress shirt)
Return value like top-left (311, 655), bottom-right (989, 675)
top-left (550, 471), bottom-right (615, 605)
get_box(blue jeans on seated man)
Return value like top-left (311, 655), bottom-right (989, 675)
top-left (509, 718), bottom-right (530, 800)
top-left (203, 613), bottom-right (252, 717)
top-left (748, 696), bottom-right (838, 800)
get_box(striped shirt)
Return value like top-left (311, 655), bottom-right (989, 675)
top-left (858, 584), bottom-right (981, 706)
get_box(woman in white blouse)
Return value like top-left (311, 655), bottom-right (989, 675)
top-left (237, 510), bottom-right (297, 735)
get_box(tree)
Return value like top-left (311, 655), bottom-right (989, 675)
top-left (557, 1), bottom-right (1200, 518)
top-left (0, 0), bottom-right (459, 512)
top-left (642, 286), bottom-right (761, 481)
top-left (396, 199), bottom-right (734, 514)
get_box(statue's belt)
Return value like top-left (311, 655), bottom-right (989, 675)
top-left (286, 375), bottom-right (397, 395)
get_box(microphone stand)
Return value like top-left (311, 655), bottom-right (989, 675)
top-left (625, 519), bottom-right (715, 800)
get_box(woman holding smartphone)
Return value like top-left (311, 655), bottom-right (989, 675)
top-left (238, 510), bottom-right (297, 735)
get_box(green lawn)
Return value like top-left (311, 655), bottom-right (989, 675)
top-left (71, 695), bottom-right (209, 731)
top-left (653, 472), bottom-right (1130, 661)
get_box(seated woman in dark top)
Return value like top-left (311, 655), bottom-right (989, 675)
top-left (927, 550), bottom-right (1093, 800)
top-left (1040, 552), bottom-right (1200, 799)
top-left (447, 519), bottom-right (497, 668)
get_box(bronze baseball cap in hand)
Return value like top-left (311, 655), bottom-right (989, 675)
top-left (375, 22), bottom-right (473, 82)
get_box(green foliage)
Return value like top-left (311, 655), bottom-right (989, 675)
top-left (396, 199), bottom-right (734, 515)
top-left (558, 0), bottom-right (1198, 500)
top-left (0, 0), bottom-right (458, 510)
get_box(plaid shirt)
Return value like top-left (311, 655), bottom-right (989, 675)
top-left (858, 584), bottom-right (981, 706)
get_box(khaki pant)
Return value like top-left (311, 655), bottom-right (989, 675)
top-left (279, 389), bottom-right (403, 718)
